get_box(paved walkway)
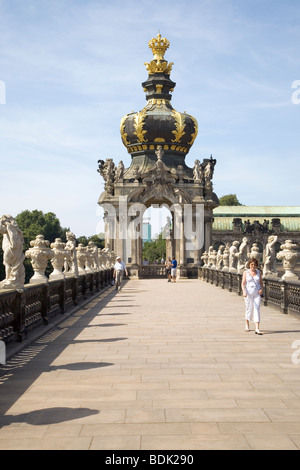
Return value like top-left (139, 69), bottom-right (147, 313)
top-left (0, 278), bottom-right (300, 450)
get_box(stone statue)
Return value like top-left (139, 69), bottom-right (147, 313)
top-left (204, 156), bottom-right (216, 182)
top-left (216, 245), bottom-right (224, 270)
top-left (229, 241), bottom-right (239, 273)
top-left (193, 159), bottom-right (203, 182)
top-left (237, 236), bottom-right (249, 273)
top-left (115, 160), bottom-right (125, 181)
top-left (64, 231), bottom-right (78, 277)
top-left (0, 214), bottom-right (25, 289)
top-left (222, 243), bottom-right (230, 272)
top-left (250, 243), bottom-right (261, 265)
top-left (87, 241), bottom-right (100, 272)
top-left (97, 158), bottom-right (116, 195)
top-left (76, 244), bottom-right (87, 275)
top-left (263, 235), bottom-right (278, 278)
top-left (201, 251), bottom-right (208, 267)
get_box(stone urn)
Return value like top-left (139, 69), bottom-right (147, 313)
top-left (25, 235), bottom-right (53, 284)
top-left (276, 240), bottom-right (299, 281)
top-left (50, 238), bottom-right (69, 280)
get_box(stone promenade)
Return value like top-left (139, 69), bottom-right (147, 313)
top-left (0, 278), bottom-right (300, 450)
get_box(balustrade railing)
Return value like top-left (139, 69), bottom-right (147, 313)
top-left (0, 269), bottom-right (113, 344)
top-left (199, 267), bottom-right (300, 317)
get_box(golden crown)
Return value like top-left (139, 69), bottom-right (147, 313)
top-left (148, 33), bottom-right (170, 61)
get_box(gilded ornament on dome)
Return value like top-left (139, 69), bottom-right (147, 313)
top-left (188, 115), bottom-right (198, 146)
top-left (144, 33), bottom-right (173, 74)
top-left (133, 108), bottom-right (148, 143)
top-left (144, 60), bottom-right (173, 75)
top-left (171, 110), bottom-right (186, 143)
top-left (120, 114), bottom-right (130, 146)
top-left (148, 34), bottom-right (170, 60)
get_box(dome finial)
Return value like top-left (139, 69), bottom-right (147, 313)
top-left (148, 33), bottom-right (170, 61)
top-left (145, 33), bottom-right (173, 75)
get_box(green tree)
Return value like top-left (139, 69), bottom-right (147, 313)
top-left (77, 234), bottom-right (104, 249)
top-left (143, 233), bottom-right (166, 262)
top-left (219, 194), bottom-right (242, 206)
top-left (15, 210), bottom-right (69, 248)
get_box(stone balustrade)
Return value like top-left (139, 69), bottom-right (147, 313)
top-left (0, 217), bottom-right (117, 345)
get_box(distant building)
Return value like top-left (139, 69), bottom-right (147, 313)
top-left (212, 206), bottom-right (300, 262)
top-left (143, 222), bottom-right (152, 244)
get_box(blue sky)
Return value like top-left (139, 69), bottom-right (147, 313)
top-left (0, 0), bottom-right (299, 237)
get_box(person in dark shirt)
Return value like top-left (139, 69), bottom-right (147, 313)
top-left (171, 256), bottom-right (177, 283)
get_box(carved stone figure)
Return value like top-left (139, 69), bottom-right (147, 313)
top-left (250, 243), bottom-right (261, 265)
top-left (76, 244), bottom-right (87, 275)
top-left (97, 158), bottom-right (116, 195)
top-left (201, 251), bottom-right (208, 267)
top-left (237, 237), bottom-right (249, 273)
top-left (229, 241), bottom-right (239, 273)
top-left (25, 235), bottom-right (53, 284)
top-left (115, 160), bottom-right (125, 181)
top-left (222, 243), bottom-right (230, 272)
top-left (216, 245), bottom-right (224, 270)
top-left (0, 214), bottom-right (25, 289)
top-left (204, 156), bottom-right (216, 182)
top-left (276, 240), bottom-right (299, 281)
top-left (87, 241), bottom-right (100, 271)
top-left (64, 231), bottom-right (78, 277)
top-left (263, 235), bottom-right (278, 278)
top-left (193, 159), bottom-right (203, 182)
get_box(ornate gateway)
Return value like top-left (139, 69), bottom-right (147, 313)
top-left (97, 34), bottom-right (219, 278)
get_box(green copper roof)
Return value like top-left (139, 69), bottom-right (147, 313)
top-left (213, 206), bottom-right (300, 217)
top-left (212, 207), bottom-right (300, 232)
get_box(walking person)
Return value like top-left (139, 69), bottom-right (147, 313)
top-left (165, 257), bottom-right (172, 282)
top-left (241, 257), bottom-right (263, 334)
top-left (113, 256), bottom-right (128, 292)
top-left (171, 256), bottom-right (177, 283)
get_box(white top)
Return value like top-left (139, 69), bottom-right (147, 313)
top-left (114, 260), bottom-right (126, 271)
top-left (245, 269), bottom-right (261, 295)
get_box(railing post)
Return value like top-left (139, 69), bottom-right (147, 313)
top-left (41, 284), bottom-right (50, 324)
top-left (13, 290), bottom-right (26, 342)
top-left (58, 279), bottom-right (66, 313)
top-left (281, 281), bottom-right (288, 314)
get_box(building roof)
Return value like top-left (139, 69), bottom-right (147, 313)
top-left (212, 207), bottom-right (300, 232)
top-left (213, 206), bottom-right (300, 217)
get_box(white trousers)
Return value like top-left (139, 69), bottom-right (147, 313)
top-left (244, 292), bottom-right (261, 323)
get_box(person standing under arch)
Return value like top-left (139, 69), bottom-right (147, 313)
top-left (171, 256), bottom-right (177, 283)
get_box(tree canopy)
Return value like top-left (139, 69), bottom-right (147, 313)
top-left (15, 209), bottom-right (69, 248)
top-left (219, 194), bottom-right (243, 206)
top-left (142, 233), bottom-right (166, 263)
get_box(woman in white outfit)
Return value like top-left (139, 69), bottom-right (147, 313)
top-left (241, 258), bottom-right (263, 335)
